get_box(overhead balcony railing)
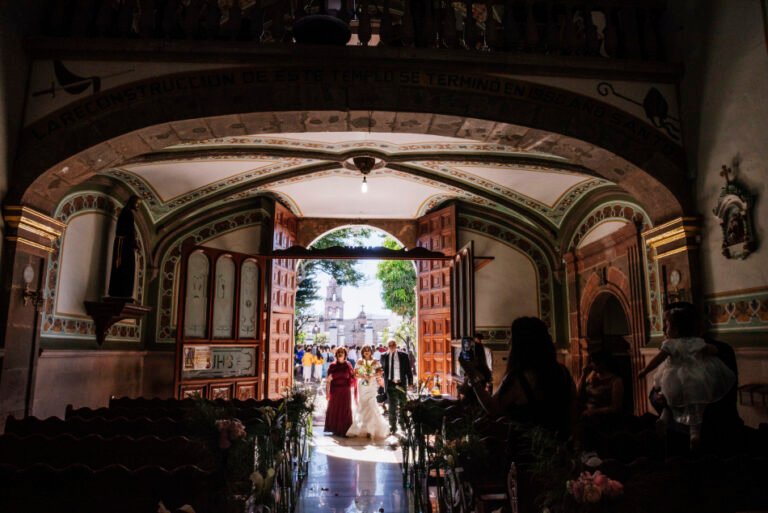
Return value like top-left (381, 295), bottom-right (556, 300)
top-left (41, 0), bottom-right (668, 62)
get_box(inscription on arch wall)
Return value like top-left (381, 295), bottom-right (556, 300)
top-left (24, 66), bottom-right (683, 159)
top-left (15, 60), bottom-right (688, 222)
top-left (156, 208), bottom-right (269, 343)
top-left (41, 192), bottom-right (146, 342)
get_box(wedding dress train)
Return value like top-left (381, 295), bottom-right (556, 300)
top-left (347, 378), bottom-right (390, 439)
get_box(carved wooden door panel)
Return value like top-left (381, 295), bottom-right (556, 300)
top-left (175, 247), bottom-right (263, 401)
top-left (265, 202), bottom-right (297, 398)
top-left (416, 204), bottom-right (457, 394)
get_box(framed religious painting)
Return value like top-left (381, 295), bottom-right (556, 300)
top-left (713, 165), bottom-right (756, 259)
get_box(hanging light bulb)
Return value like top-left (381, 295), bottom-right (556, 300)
top-left (353, 156), bottom-right (375, 195)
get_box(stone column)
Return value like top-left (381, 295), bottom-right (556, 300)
top-left (0, 206), bottom-right (64, 422)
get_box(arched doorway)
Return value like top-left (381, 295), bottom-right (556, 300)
top-left (0, 60), bottom-right (694, 417)
top-left (586, 291), bottom-right (634, 414)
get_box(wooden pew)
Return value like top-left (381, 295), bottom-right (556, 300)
top-left (0, 463), bottom-right (213, 513)
top-left (0, 433), bottom-right (216, 472)
top-left (5, 415), bottom-right (187, 439)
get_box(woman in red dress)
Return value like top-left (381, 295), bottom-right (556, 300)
top-left (324, 346), bottom-right (357, 436)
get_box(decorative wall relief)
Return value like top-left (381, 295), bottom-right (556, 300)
top-left (184, 251), bottom-right (209, 338)
top-left (713, 165), bottom-right (756, 259)
top-left (597, 82), bottom-right (681, 141)
top-left (212, 255), bottom-right (235, 339)
top-left (706, 286), bottom-right (768, 334)
top-left (239, 259), bottom-right (260, 338)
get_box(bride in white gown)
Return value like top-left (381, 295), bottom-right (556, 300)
top-left (347, 345), bottom-right (390, 439)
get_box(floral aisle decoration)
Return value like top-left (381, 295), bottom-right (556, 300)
top-left (566, 471), bottom-right (623, 506)
top-left (511, 424), bottom-right (624, 513)
top-left (216, 418), bottom-right (246, 449)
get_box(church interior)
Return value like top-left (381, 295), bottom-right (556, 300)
top-left (0, 1), bottom-right (767, 512)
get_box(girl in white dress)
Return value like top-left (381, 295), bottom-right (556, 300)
top-left (639, 307), bottom-right (735, 448)
top-left (347, 345), bottom-right (390, 440)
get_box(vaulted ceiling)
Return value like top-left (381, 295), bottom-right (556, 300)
top-left (97, 131), bottom-right (628, 239)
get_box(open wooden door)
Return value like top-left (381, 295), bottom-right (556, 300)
top-left (175, 247), bottom-right (264, 400)
top-left (265, 202), bottom-right (298, 398)
top-left (416, 204), bottom-right (457, 395)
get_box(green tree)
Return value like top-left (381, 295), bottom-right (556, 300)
top-left (376, 238), bottom-right (416, 320)
top-left (376, 238), bottom-right (417, 358)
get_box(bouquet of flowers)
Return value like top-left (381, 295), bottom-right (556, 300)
top-left (566, 471), bottom-right (623, 504)
top-left (356, 360), bottom-right (378, 386)
top-left (215, 418), bottom-right (247, 449)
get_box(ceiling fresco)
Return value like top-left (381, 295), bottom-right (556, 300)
top-left (98, 132), bottom-right (623, 234)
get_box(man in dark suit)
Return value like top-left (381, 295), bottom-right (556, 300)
top-left (381, 338), bottom-right (414, 434)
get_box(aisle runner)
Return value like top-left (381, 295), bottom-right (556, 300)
top-left (296, 383), bottom-right (410, 513)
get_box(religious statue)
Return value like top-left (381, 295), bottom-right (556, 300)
top-left (108, 196), bottom-right (140, 298)
top-left (713, 165), bottom-right (756, 259)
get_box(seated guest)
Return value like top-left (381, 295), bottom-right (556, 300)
top-left (576, 350), bottom-right (625, 452)
top-left (465, 316), bottom-right (576, 438)
top-left (578, 350), bottom-right (624, 418)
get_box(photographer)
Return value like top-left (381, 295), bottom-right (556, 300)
top-left (458, 333), bottom-right (494, 394)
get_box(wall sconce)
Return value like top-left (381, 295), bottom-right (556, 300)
top-left (22, 263), bottom-right (44, 310)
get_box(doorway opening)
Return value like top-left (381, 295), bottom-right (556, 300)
top-left (294, 226), bottom-right (418, 388)
top-left (586, 292), bottom-right (634, 414)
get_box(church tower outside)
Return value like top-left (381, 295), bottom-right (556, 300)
top-left (324, 277), bottom-right (344, 329)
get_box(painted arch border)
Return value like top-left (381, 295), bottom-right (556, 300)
top-left (457, 213), bottom-right (556, 336)
top-left (15, 62), bottom-right (688, 224)
top-left (41, 191), bottom-right (147, 342)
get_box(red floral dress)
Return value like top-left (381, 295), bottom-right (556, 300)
top-left (324, 361), bottom-right (357, 435)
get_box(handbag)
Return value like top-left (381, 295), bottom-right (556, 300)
top-left (376, 386), bottom-right (388, 403)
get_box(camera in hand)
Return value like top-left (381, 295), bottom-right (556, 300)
top-left (459, 337), bottom-right (475, 362)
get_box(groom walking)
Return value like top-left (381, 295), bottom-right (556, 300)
top-left (381, 339), bottom-right (413, 434)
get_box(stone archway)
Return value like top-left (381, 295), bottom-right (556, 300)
top-left (2, 61), bottom-right (693, 418)
top-left (12, 61), bottom-right (688, 224)
top-left (578, 267), bottom-right (647, 415)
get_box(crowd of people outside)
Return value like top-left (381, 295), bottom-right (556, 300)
top-left (294, 342), bottom-right (413, 383)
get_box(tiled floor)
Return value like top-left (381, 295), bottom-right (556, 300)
top-left (295, 383), bottom-right (412, 513)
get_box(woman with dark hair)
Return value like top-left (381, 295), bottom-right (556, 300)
top-left (324, 346), bottom-right (357, 436)
top-left (466, 316), bottom-right (576, 437)
top-left (575, 350), bottom-right (625, 451)
top-left (577, 351), bottom-right (624, 418)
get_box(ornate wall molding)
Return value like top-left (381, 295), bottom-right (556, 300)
top-left (418, 161), bottom-right (610, 227)
top-left (457, 213), bottom-right (555, 333)
top-left (2, 205), bottom-right (65, 256)
top-left (567, 201), bottom-right (651, 251)
top-left (105, 158), bottom-right (313, 223)
top-left (706, 286), bottom-right (768, 334)
top-left (566, 200), bottom-right (663, 335)
top-left (41, 192), bottom-right (146, 342)
top-left (155, 208), bottom-right (270, 343)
